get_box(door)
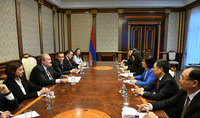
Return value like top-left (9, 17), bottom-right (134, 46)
top-left (129, 25), bottom-right (158, 58)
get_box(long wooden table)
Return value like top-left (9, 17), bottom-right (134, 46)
top-left (11, 62), bottom-right (167, 118)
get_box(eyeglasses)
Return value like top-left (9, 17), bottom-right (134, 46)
top-left (180, 75), bottom-right (193, 81)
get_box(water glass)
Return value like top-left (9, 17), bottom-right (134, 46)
top-left (71, 76), bottom-right (76, 85)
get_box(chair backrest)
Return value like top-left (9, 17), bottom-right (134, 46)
top-left (168, 51), bottom-right (176, 61)
top-left (22, 57), bottom-right (37, 80)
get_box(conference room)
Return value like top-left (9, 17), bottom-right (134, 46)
top-left (0, 0), bottom-right (200, 118)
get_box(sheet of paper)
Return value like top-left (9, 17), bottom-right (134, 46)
top-left (121, 107), bottom-right (147, 118)
top-left (68, 76), bottom-right (82, 83)
top-left (13, 111), bottom-right (40, 118)
top-left (120, 73), bottom-right (133, 77)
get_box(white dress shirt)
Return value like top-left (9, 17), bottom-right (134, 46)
top-left (42, 64), bottom-right (61, 84)
top-left (73, 55), bottom-right (83, 64)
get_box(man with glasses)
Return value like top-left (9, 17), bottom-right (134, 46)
top-left (139, 68), bottom-right (200, 118)
top-left (133, 59), bottom-right (179, 101)
top-left (133, 59), bottom-right (179, 117)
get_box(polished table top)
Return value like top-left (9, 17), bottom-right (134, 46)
top-left (12, 62), bottom-right (168, 118)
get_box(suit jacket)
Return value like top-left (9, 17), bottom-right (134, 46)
top-left (3, 76), bottom-right (42, 103)
top-left (151, 89), bottom-right (200, 118)
top-left (63, 57), bottom-right (79, 71)
top-left (30, 64), bottom-right (62, 87)
top-left (142, 73), bottom-right (179, 101)
top-left (135, 68), bottom-right (156, 87)
top-left (0, 93), bottom-right (18, 110)
top-left (52, 59), bottom-right (71, 75)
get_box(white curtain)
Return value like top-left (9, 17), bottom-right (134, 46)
top-left (185, 5), bottom-right (200, 67)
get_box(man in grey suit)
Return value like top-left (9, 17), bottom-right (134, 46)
top-left (139, 68), bottom-right (200, 118)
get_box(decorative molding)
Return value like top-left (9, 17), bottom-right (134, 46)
top-left (15, 0), bottom-right (23, 58)
top-left (38, 0), bottom-right (43, 5)
top-left (38, 3), bottom-right (43, 54)
top-left (53, 9), bottom-right (56, 52)
top-left (67, 13), bottom-right (71, 49)
top-left (157, 21), bottom-right (162, 59)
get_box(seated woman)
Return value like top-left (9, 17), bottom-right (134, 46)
top-left (73, 48), bottom-right (84, 65)
top-left (3, 61), bottom-right (49, 103)
top-left (122, 50), bottom-right (144, 76)
top-left (121, 48), bottom-right (134, 65)
top-left (129, 55), bottom-right (156, 87)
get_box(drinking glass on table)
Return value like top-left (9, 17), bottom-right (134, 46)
top-left (71, 76), bottom-right (76, 85)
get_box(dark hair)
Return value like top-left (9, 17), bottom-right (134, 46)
top-left (64, 49), bottom-right (73, 55)
top-left (144, 55), bottom-right (155, 69)
top-left (74, 48), bottom-right (81, 57)
top-left (5, 61), bottom-right (22, 79)
top-left (39, 55), bottom-right (46, 64)
top-left (131, 51), bottom-right (142, 65)
top-left (189, 69), bottom-right (200, 85)
top-left (57, 52), bottom-right (64, 56)
top-left (156, 59), bottom-right (169, 74)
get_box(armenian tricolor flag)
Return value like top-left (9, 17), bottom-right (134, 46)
top-left (89, 27), bottom-right (97, 62)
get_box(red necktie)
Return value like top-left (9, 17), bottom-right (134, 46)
top-left (156, 79), bottom-right (160, 93)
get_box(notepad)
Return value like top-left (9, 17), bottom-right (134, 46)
top-left (13, 111), bottom-right (39, 118)
top-left (120, 73), bottom-right (133, 77)
top-left (121, 107), bottom-right (146, 118)
top-left (68, 76), bottom-right (82, 83)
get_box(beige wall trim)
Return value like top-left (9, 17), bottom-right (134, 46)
top-left (66, 10), bottom-right (71, 50)
top-left (91, 10), bottom-right (97, 46)
top-left (177, 11), bottom-right (185, 53)
top-left (118, 9), bottom-right (124, 51)
top-left (157, 22), bottom-right (162, 59)
top-left (15, 0), bottom-right (23, 58)
top-left (62, 13), bottom-right (65, 51)
top-left (164, 9), bottom-right (170, 51)
top-left (53, 7), bottom-right (56, 52)
top-left (57, 12), bottom-right (61, 52)
top-left (38, 2), bottom-right (43, 54)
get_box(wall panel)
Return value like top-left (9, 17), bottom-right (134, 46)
top-left (42, 6), bottom-right (54, 53)
top-left (0, 0), bottom-right (19, 62)
top-left (167, 13), bottom-right (179, 52)
top-left (21, 0), bottom-right (40, 56)
top-left (96, 13), bottom-right (118, 52)
top-left (71, 14), bottom-right (92, 52)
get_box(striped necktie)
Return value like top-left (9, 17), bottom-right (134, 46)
top-left (68, 60), bottom-right (72, 66)
top-left (47, 69), bottom-right (54, 80)
top-left (181, 95), bottom-right (190, 118)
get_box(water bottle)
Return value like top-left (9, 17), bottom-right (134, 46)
top-left (80, 66), bottom-right (84, 74)
top-left (120, 83), bottom-right (126, 97)
top-left (89, 60), bottom-right (93, 66)
top-left (46, 92), bottom-right (51, 110)
top-left (123, 89), bottom-right (129, 107)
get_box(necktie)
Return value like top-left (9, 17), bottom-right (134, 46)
top-left (156, 79), bottom-right (160, 93)
top-left (47, 69), bottom-right (54, 80)
top-left (69, 60), bottom-right (72, 66)
top-left (181, 96), bottom-right (190, 118)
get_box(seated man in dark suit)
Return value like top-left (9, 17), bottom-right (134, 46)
top-left (52, 52), bottom-right (79, 74)
top-left (133, 59), bottom-right (179, 101)
top-left (140, 68), bottom-right (200, 118)
top-left (133, 59), bottom-right (179, 117)
top-left (0, 84), bottom-right (18, 117)
top-left (30, 54), bottom-right (69, 87)
top-left (64, 49), bottom-right (84, 71)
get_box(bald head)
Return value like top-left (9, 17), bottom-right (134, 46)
top-left (40, 54), bottom-right (52, 67)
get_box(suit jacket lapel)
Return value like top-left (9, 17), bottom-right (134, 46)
top-left (184, 92), bottom-right (200, 116)
top-left (39, 64), bottom-right (49, 80)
